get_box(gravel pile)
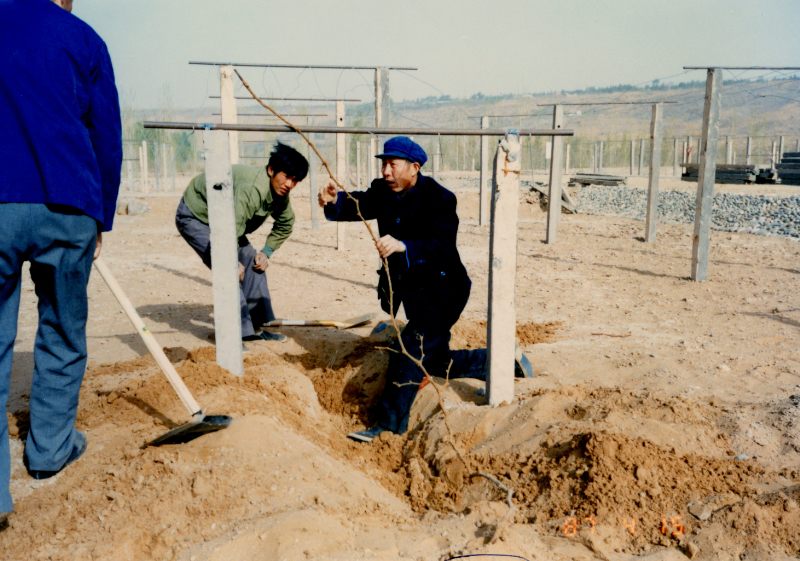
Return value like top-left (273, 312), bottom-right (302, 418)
top-left (574, 184), bottom-right (800, 239)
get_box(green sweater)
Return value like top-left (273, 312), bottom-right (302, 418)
top-left (182, 164), bottom-right (295, 257)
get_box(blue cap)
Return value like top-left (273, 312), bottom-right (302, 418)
top-left (376, 136), bottom-right (427, 166)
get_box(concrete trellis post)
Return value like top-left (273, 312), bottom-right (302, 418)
top-left (155, 143), bottom-right (162, 193)
top-left (307, 118), bottom-right (319, 230)
top-left (356, 141), bottom-right (362, 190)
top-left (779, 136), bottom-right (785, 160)
top-left (369, 137), bottom-right (378, 180)
top-left (141, 141), bottom-right (148, 193)
top-left (487, 132), bottom-right (521, 407)
top-left (161, 142), bottom-right (168, 185)
top-left (203, 130), bottom-right (244, 376)
top-left (746, 137), bottom-right (752, 165)
top-left (726, 136), bottom-right (733, 165)
top-left (432, 153), bottom-right (440, 180)
top-left (546, 105), bottom-right (564, 244)
top-left (375, 67), bottom-right (389, 152)
top-left (565, 143), bottom-right (570, 174)
top-left (479, 116), bottom-right (490, 226)
top-left (336, 100), bottom-right (346, 250)
top-left (673, 139), bottom-right (679, 177)
top-left (126, 160), bottom-right (133, 191)
top-left (691, 69), bottom-right (723, 282)
top-left (219, 65), bottom-right (239, 165)
top-left (645, 103), bottom-right (663, 243)
top-left (638, 139), bottom-right (645, 175)
top-left (630, 140), bottom-right (636, 176)
top-left (686, 136), bottom-right (692, 163)
top-left (598, 141), bottom-right (604, 172)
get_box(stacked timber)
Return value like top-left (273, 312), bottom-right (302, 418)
top-left (680, 163), bottom-right (757, 184)
top-left (522, 180), bottom-right (577, 214)
top-left (570, 173), bottom-right (626, 187)
top-left (776, 152), bottom-right (800, 186)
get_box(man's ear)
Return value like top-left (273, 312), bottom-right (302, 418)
top-left (267, 166), bottom-right (274, 178)
top-left (412, 162), bottom-right (421, 174)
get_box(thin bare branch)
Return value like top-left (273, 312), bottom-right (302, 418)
top-left (234, 70), bottom-right (515, 543)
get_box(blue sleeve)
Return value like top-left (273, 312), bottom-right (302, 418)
top-left (323, 184), bottom-right (379, 222)
top-left (86, 42), bottom-right (122, 232)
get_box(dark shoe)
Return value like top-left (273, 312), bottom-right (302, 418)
top-left (0, 512), bottom-right (10, 532)
top-left (347, 426), bottom-right (385, 443)
top-left (243, 331), bottom-right (286, 343)
top-left (27, 431), bottom-right (87, 480)
top-left (514, 345), bottom-right (533, 378)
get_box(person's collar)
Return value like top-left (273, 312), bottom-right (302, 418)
top-left (397, 173), bottom-right (423, 199)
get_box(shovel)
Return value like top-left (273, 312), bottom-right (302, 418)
top-left (93, 258), bottom-right (231, 446)
top-left (263, 312), bottom-right (376, 330)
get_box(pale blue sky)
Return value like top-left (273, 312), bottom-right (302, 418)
top-left (75, 0), bottom-right (800, 110)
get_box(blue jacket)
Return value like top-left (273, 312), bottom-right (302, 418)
top-left (0, 0), bottom-right (122, 232)
top-left (324, 174), bottom-right (471, 331)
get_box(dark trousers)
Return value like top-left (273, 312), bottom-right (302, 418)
top-left (0, 203), bottom-right (97, 513)
top-left (175, 199), bottom-right (275, 336)
top-left (374, 321), bottom-right (487, 434)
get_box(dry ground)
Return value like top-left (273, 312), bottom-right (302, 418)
top-left (2, 173), bottom-right (800, 561)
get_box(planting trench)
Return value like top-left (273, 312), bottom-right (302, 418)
top-left (2, 318), bottom-right (800, 560)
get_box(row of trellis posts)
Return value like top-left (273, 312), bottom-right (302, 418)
top-left (139, 63), bottom-right (799, 411)
top-left (120, 132), bottom-right (800, 196)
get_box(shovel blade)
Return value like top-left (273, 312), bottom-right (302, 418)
top-left (147, 415), bottom-right (232, 447)
top-left (337, 313), bottom-right (377, 329)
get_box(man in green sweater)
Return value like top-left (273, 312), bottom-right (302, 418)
top-left (175, 142), bottom-right (308, 342)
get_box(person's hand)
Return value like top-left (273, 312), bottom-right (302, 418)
top-left (318, 180), bottom-right (339, 206)
top-left (239, 263), bottom-right (245, 282)
top-left (93, 232), bottom-right (102, 260)
top-left (253, 251), bottom-right (269, 272)
top-left (376, 235), bottom-right (406, 258)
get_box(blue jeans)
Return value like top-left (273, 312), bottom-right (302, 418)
top-left (374, 321), bottom-right (488, 434)
top-left (0, 203), bottom-right (97, 513)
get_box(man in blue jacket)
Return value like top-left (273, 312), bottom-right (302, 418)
top-left (319, 137), bottom-right (531, 442)
top-left (0, 0), bottom-right (122, 525)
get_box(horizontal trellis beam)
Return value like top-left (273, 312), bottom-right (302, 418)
top-left (538, 101), bottom-right (678, 106)
top-left (190, 61), bottom-right (417, 71)
top-left (683, 66), bottom-right (800, 70)
top-left (210, 95), bottom-right (361, 102)
top-left (211, 113), bottom-right (328, 117)
top-left (142, 121), bottom-right (575, 137)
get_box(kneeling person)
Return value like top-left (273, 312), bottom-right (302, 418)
top-left (176, 142), bottom-right (308, 342)
top-left (319, 136), bottom-right (532, 442)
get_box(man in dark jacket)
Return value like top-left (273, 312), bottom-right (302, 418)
top-left (319, 137), bottom-right (531, 442)
top-left (0, 0), bottom-right (122, 523)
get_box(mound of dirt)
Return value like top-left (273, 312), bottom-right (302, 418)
top-left (3, 317), bottom-right (799, 560)
top-left (451, 319), bottom-right (561, 350)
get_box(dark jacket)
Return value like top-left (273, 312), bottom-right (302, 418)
top-left (0, 0), bottom-right (122, 232)
top-left (324, 174), bottom-right (471, 331)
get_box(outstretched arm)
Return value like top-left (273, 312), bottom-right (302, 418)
top-left (321, 181), bottom-right (380, 222)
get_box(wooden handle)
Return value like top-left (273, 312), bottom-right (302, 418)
top-left (264, 319), bottom-right (338, 327)
top-left (93, 258), bottom-right (202, 417)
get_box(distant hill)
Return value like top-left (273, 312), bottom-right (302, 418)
top-left (135, 77), bottom-right (800, 173)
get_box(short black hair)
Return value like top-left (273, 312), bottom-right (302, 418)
top-left (268, 142), bottom-right (309, 182)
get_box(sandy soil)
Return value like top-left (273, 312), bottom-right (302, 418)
top-left (3, 175), bottom-right (800, 561)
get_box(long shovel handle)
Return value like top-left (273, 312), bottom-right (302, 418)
top-left (93, 258), bottom-right (202, 417)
